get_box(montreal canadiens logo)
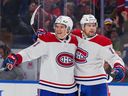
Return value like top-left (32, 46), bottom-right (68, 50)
top-left (56, 52), bottom-right (74, 68)
top-left (75, 47), bottom-right (88, 63)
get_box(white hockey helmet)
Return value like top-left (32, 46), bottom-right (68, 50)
top-left (54, 15), bottom-right (73, 31)
top-left (80, 14), bottom-right (98, 29)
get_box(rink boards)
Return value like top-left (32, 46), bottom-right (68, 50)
top-left (0, 80), bottom-right (128, 96)
top-left (0, 80), bottom-right (38, 96)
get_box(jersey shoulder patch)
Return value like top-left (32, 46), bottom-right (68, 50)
top-left (72, 29), bottom-right (82, 38)
top-left (70, 35), bottom-right (78, 47)
top-left (39, 32), bottom-right (60, 42)
top-left (90, 34), bottom-right (112, 46)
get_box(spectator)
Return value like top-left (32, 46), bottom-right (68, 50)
top-left (104, 18), bottom-right (113, 38)
top-left (0, 41), bottom-right (24, 80)
top-left (1, 0), bottom-right (32, 35)
top-left (74, 0), bottom-right (100, 24)
top-left (120, 11), bottom-right (128, 44)
top-left (110, 28), bottom-right (123, 56)
top-left (112, 13), bottom-right (124, 36)
top-left (104, 0), bottom-right (116, 15)
top-left (1, 0), bottom-right (21, 33)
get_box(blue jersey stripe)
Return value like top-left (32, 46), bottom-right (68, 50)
top-left (75, 77), bottom-right (107, 81)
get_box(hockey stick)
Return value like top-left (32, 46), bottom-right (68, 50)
top-left (30, 5), bottom-right (41, 34)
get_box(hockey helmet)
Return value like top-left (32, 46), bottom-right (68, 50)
top-left (54, 15), bottom-right (73, 31)
top-left (80, 14), bottom-right (98, 29)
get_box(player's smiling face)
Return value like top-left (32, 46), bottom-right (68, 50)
top-left (83, 23), bottom-right (97, 37)
top-left (54, 23), bottom-right (68, 39)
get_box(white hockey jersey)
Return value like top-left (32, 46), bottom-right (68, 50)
top-left (17, 32), bottom-right (78, 93)
top-left (72, 29), bottom-right (125, 85)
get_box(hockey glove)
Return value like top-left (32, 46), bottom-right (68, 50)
top-left (32, 34), bottom-right (38, 42)
top-left (111, 64), bottom-right (125, 82)
top-left (2, 53), bottom-right (18, 70)
top-left (32, 28), bottom-right (47, 42)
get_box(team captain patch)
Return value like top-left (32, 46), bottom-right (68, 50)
top-left (56, 52), bottom-right (74, 68)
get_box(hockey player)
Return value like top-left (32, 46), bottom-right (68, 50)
top-left (72, 14), bottom-right (126, 96)
top-left (3, 16), bottom-right (78, 96)
top-left (72, 14), bottom-right (113, 75)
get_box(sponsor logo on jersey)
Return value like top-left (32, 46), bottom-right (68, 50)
top-left (56, 52), bottom-right (74, 68)
top-left (75, 47), bottom-right (88, 63)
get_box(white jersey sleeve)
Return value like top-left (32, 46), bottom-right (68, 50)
top-left (99, 45), bottom-right (125, 68)
top-left (18, 38), bottom-right (48, 63)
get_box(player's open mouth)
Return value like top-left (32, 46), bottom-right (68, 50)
top-left (90, 31), bottom-right (94, 33)
top-left (56, 32), bottom-right (62, 35)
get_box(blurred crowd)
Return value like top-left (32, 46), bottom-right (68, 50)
top-left (0, 0), bottom-right (128, 81)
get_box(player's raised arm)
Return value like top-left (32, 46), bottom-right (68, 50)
top-left (3, 38), bottom-right (48, 70)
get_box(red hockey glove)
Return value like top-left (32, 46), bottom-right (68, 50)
top-left (32, 28), bottom-right (47, 42)
top-left (2, 53), bottom-right (22, 70)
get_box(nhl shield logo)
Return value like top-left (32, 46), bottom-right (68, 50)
top-left (75, 47), bottom-right (88, 63)
top-left (56, 52), bottom-right (74, 68)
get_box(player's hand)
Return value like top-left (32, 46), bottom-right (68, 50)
top-left (111, 67), bottom-right (125, 82)
top-left (32, 28), bottom-right (47, 42)
top-left (2, 53), bottom-right (18, 70)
